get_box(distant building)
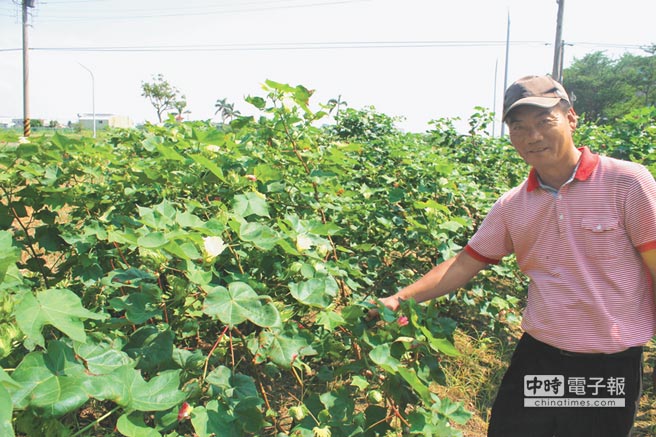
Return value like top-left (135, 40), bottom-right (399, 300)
top-left (0, 117), bottom-right (15, 128)
top-left (9, 118), bottom-right (45, 128)
top-left (78, 113), bottom-right (134, 130)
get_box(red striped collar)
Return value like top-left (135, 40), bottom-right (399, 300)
top-left (526, 146), bottom-right (600, 192)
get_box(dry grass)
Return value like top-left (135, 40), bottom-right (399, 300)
top-left (434, 328), bottom-right (656, 436)
top-left (433, 328), bottom-right (519, 437)
top-left (633, 339), bottom-right (656, 436)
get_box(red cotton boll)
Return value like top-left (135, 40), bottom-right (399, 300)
top-left (177, 402), bottom-right (193, 421)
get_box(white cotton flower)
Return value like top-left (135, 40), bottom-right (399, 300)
top-left (313, 426), bottom-right (331, 437)
top-left (203, 236), bottom-right (227, 258)
top-left (206, 144), bottom-right (221, 152)
top-left (296, 234), bottom-right (313, 251)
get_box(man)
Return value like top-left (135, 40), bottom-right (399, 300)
top-left (374, 75), bottom-right (656, 436)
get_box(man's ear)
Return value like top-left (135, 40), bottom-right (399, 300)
top-left (567, 107), bottom-right (578, 131)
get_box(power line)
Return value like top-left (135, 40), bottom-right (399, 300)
top-left (29, 0), bottom-right (373, 22)
top-left (41, 0), bottom-right (112, 3)
top-left (0, 41), bottom-right (647, 54)
top-left (0, 40), bottom-right (551, 53)
top-left (40, 0), bottom-right (340, 14)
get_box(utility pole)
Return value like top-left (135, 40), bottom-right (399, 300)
top-left (492, 58), bottom-right (498, 137)
top-left (22, 0), bottom-right (35, 138)
top-left (79, 63), bottom-right (96, 138)
top-left (500, 11), bottom-right (510, 137)
top-left (552, 0), bottom-right (565, 82)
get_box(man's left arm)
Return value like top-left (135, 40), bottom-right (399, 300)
top-left (640, 249), bottom-right (656, 297)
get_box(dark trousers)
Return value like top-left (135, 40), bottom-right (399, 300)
top-left (487, 333), bottom-right (643, 437)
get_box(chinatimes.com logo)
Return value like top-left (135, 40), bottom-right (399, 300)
top-left (523, 375), bottom-right (626, 408)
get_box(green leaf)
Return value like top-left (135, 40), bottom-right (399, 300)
top-left (190, 153), bottom-right (226, 181)
top-left (74, 339), bottom-right (134, 375)
top-left (319, 389), bottom-right (355, 422)
top-left (175, 210), bottom-right (205, 228)
top-left (233, 192), bottom-right (269, 218)
top-left (206, 366), bottom-right (258, 399)
top-left (15, 288), bottom-right (107, 348)
top-left (258, 329), bottom-right (315, 369)
top-left (245, 95), bottom-right (266, 110)
top-left (418, 326), bottom-right (460, 357)
top-left (92, 367), bottom-right (186, 412)
top-left (0, 205), bottom-right (15, 230)
top-left (123, 325), bottom-right (175, 372)
top-left (191, 399), bottom-right (240, 437)
top-left (109, 293), bottom-right (161, 324)
top-left (0, 368), bottom-right (20, 390)
top-left (0, 385), bottom-right (15, 437)
top-left (50, 132), bottom-right (80, 149)
top-left (0, 231), bottom-right (20, 284)
top-left (163, 240), bottom-right (193, 260)
top-left (398, 367), bottom-right (431, 403)
top-left (364, 405), bottom-right (392, 435)
top-left (137, 231), bottom-right (168, 248)
top-left (10, 341), bottom-right (90, 417)
top-left (316, 311), bottom-right (345, 331)
top-left (341, 304), bottom-right (369, 324)
top-left (308, 222), bottom-right (342, 236)
top-left (179, 241), bottom-right (202, 259)
top-left (369, 344), bottom-right (400, 373)
top-left (185, 260), bottom-right (213, 285)
top-left (191, 126), bottom-right (226, 143)
top-left (413, 199), bottom-right (449, 214)
top-left (203, 282), bottom-right (280, 328)
top-left (116, 413), bottom-right (162, 437)
top-left (388, 187), bottom-right (405, 203)
top-left (350, 375), bottom-right (369, 391)
top-left (253, 163), bottom-right (281, 183)
top-left (490, 296), bottom-right (510, 311)
top-left (434, 396), bottom-right (472, 425)
top-left (238, 221), bottom-right (278, 250)
top-left (439, 220), bottom-right (465, 232)
top-left (34, 225), bottom-right (67, 251)
top-left (110, 268), bottom-right (156, 285)
top-left (15, 142), bottom-right (39, 158)
top-left (289, 276), bottom-right (339, 309)
top-left (155, 141), bottom-right (185, 162)
top-left (235, 397), bottom-right (267, 433)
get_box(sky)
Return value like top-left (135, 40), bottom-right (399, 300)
top-left (0, 0), bottom-right (654, 134)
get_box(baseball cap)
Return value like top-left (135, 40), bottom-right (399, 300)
top-left (503, 75), bottom-right (570, 121)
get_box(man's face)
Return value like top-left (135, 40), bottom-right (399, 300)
top-left (506, 104), bottom-right (577, 169)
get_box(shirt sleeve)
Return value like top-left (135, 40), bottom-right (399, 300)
top-left (465, 196), bottom-right (514, 264)
top-left (625, 165), bottom-right (656, 252)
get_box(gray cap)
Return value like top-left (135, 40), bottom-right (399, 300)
top-left (503, 75), bottom-right (570, 121)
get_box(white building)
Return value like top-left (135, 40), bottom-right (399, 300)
top-left (78, 113), bottom-right (134, 130)
top-left (0, 117), bottom-right (15, 128)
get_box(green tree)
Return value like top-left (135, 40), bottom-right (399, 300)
top-left (141, 74), bottom-right (185, 123)
top-left (617, 52), bottom-right (656, 108)
top-left (563, 49), bottom-right (656, 123)
top-left (173, 97), bottom-right (188, 121)
top-left (214, 97), bottom-right (240, 123)
top-left (327, 94), bottom-right (348, 118)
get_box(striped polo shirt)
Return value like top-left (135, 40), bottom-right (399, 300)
top-left (465, 147), bottom-right (656, 353)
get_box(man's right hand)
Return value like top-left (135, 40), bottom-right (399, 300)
top-left (366, 294), bottom-right (402, 320)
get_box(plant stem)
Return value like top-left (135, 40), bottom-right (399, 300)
top-left (202, 325), bottom-right (229, 382)
top-left (1, 185), bottom-right (52, 288)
